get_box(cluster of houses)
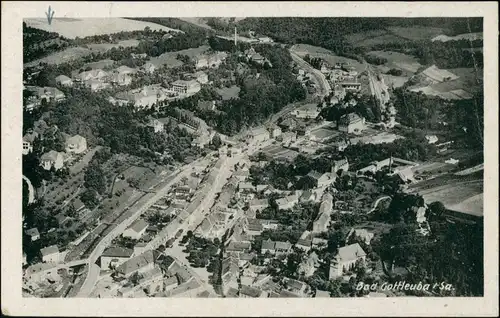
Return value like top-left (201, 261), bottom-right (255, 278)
top-left (23, 85), bottom-right (65, 112)
top-left (98, 249), bottom-right (207, 297)
top-left (194, 52), bottom-right (228, 69)
top-left (240, 47), bottom-right (272, 67)
top-left (109, 70), bottom-right (209, 109)
top-left (22, 119), bottom-right (88, 171)
top-left (322, 60), bottom-right (361, 93)
top-left (356, 156), bottom-right (419, 183)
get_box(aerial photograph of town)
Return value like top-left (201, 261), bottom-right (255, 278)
top-left (21, 16), bottom-right (484, 299)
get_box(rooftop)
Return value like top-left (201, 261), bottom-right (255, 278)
top-left (126, 219), bottom-right (148, 233)
top-left (335, 243), bottom-right (366, 263)
top-left (116, 250), bottom-right (156, 276)
top-left (102, 246), bottom-right (134, 258)
top-left (40, 245), bottom-right (59, 256)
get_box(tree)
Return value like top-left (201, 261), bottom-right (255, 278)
top-left (295, 175), bottom-right (318, 190)
top-left (427, 201), bottom-right (445, 222)
top-left (84, 162), bottom-right (106, 194)
top-left (80, 188), bottom-right (99, 209)
top-left (211, 134), bottom-right (222, 149)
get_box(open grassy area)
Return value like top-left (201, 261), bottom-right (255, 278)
top-left (24, 46), bottom-right (92, 67)
top-left (367, 50), bottom-right (423, 75)
top-left (387, 26), bottom-right (446, 41)
top-left (149, 45), bottom-right (210, 68)
top-left (86, 39), bottom-right (141, 53)
top-left (290, 44), bottom-right (365, 73)
top-left (381, 74), bottom-right (409, 89)
top-left (216, 85), bottom-right (241, 100)
top-left (350, 33), bottom-right (409, 48)
top-left (409, 67), bottom-right (482, 99)
top-left (24, 18), bottom-right (182, 39)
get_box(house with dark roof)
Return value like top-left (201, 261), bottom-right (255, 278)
top-left (245, 218), bottom-right (263, 236)
top-left (100, 246), bottom-right (134, 270)
top-left (226, 241), bottom-right (252, 254)
top-left (240, 285), bottom-right (267, 298)
top-left (278, 117), bottom-right (300, 131)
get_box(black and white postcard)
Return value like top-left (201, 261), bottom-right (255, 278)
top-left (2, 1), bottom-right (498, 317)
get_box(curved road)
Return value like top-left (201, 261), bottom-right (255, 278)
top-left (22, 175), bottom-right (35, 204)
top-left (289, 50), bottom-right (331, 97)
top-left (367, 196), bottom-right (392, 214)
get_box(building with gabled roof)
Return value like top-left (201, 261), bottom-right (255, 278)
top-left (100, 246), bottom-right (134, 270)
top-left (346, 228), bottom-right (374, 245)
top-left (55, 74), bottom-right (73, 87)
top-left (276, 193), bottom-right (299, 210)
top-left (329, 243), bottom-right (366, 279)
top-left (40, 150), bottom-right (64, 171)
top-left (338, 113), bottom-right (365, 134)
top-left (65, 134), bottom-right (87, 154)
top-left (332, 158), bottom-right (349, 174)
top-left (25, 228), bottom-right (40, 241)
top-left (123, 219), bottom-right (148, 240)
top-left (40, 245), bottom-right (60, 263)
top-left (116, 250), bottom-right (157, 277)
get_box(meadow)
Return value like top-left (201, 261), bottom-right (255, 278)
top-left (24, 18), bottom-right (182, 39)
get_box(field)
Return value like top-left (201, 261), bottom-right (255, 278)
top-left (177, 18), bottom-right (214, 30)
top-left (412, 162), bottom-right (457, 177)
top-left (367, 50), bottom-right (423, 75)
top-left (346, 26), bottom-right (450, 48)
top-left (432, 32), bottom-right (483, 42)
top-left (347, 33), bottom-right (408, 48)
top-left (387, 26), bottom-right (446, 41)
top-left (216, 85), bottom-right (241, 100)
top-left (344, 30), bottom-right (389, 45)
top-left (409, 67), bottom-right (482, 99)
top-left (290, 44), bottom-right (365, 73)
top-left (24, 18), bottom-right (182, 39)
top-left (83, 59), bottom-right (115, 70)
top-left (149, 45), bottom-right (210, 68)
top-left (24, 46), bottom-right (92, 67)
top-left (86, 39), bottom-right (141, 53)
top-left (381, 74), bottom-right (409, 88)
top-left (406, 170), bottom-right (483, 216)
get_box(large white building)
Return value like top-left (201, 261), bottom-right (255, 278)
top-left (65, 134), bottom-right (87, 154)
top-left (40, 245), bottom-right (61, 263)
top-left (169, 80), bottom-right (201, 95)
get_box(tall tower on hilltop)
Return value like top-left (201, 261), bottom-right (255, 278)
top-left (234, 27), bottom-right (238, 47)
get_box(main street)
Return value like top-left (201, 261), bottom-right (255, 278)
top-left (72, 49), bottom-right (331, 298)
top-left (74, 154), bottom-right (215, 297)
